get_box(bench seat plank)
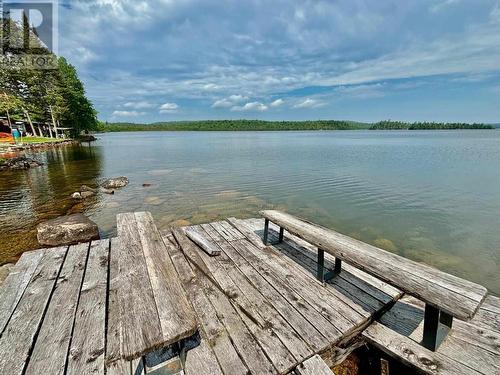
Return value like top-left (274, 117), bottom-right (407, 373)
top-left (261, 210), bottom-right (487, 320)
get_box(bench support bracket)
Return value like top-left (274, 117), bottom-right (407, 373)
top-left (278, 227), bottom-right (284, 243)
top-left (263, 219), bottom-right (269, 245)
top-left (317, 250), bottom-right (342, 282)
top-left (422, 304), bottom-right (453, 351)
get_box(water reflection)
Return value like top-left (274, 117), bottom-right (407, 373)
top-left (0, 144), bottom-right (103, 262)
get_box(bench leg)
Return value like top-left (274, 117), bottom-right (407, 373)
top-left (263, 219), bottom-right (269, 245)
top-left (278, 227), bottom-right (284, 243)
top-left (440, 311), bottom-right (453, 328)
top-left (317, 249), bottom-right (325, 281)
top-left (323, 257), bottom-right (342, 282)
top-left (422, 304), bottom-right (439, 351)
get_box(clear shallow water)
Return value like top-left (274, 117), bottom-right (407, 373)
top-left (1, 130), bottom-right (499, 294)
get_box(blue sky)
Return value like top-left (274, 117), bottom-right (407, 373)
top-left (59, 0), bottom-right (500, 123)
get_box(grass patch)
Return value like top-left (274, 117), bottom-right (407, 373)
top-left (19, 137), bottom-right (66, 144)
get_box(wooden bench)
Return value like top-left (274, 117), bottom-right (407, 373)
top-left (261, 210), bottom-right (488, 351)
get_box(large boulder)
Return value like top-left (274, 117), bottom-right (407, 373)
top-left (100, 176), bottom-right (129, 189)
top-left (37, 214), bottom-right (99, 246)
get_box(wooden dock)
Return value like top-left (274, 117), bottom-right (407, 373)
top-left (0, 212), bottom-right (498, 374)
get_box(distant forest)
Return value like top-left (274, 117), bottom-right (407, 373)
top-left (370, 121), bottom-right (494, 130)
top-left (98, 119), bottom-right (496, 132)
top-left (98, 120), bottom-right (371, 132)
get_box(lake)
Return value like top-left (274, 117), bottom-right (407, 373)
top-left (1, 130), bottom-right (499, 294)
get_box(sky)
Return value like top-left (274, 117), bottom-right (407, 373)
top-left (58, 0), bottom-right (500, 123)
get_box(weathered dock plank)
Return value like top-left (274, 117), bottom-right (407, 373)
top-left (110, 213), bottom-right (163, 361)
top-left (167, 229), bottom-right (246, 374)
top-left (0, 246), bottom-right (66, 375)
top-left (26, 243), bottom-right (89, 375)
top-left (134, 212), bottom-right (198, 345)
top-left (198, 226), bottom-right (315, 363)
top-left (191, 225), bottom-right (300, 373)
top-left (296, 354), bottom-right (334, 375)
top-left (363, 321), bottom-right (483, 375)
top-left (67, 240), bottom-right (109, 374)
top-left (0, 249), bottom-right (45, 335)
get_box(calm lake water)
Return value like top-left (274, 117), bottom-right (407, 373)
top-left (1, 130), bottom-right (499, 294)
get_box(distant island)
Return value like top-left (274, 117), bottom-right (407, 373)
top-left (370, 120), bottom-right (495, 130)
top-left (97, 119), bottom-right (495, 132)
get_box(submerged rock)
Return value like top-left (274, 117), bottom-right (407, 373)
top-left (37, 214), bottom-right (99, 246)
top-left (0, 156), bottom-right (43, 171)
top-left (101, 176), bottom-right (129, 189)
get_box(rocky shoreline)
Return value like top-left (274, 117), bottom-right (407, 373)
top-left (0, 139), bottom-right (80, 154)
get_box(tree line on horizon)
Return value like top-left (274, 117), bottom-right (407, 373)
top-left (0, 19), bottom-right (98, 137)
top-left (98, 120), bottom-right (371, 132)
top-left (370, 120), bottom-right (494, 130)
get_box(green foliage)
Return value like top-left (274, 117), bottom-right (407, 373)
top-left (0, 20), bottom-right (98, 136)
top-left (370, 120), bottom-right (494, 130)
top-left (99, 120), bottom-right (371, 132)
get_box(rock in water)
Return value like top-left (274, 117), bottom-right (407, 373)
top-left (100, 176), bottom-right (129, 189)
top-left (37, 214), bottom-right (99, 246)
top-left (0, 156), bottom-right (43, 171)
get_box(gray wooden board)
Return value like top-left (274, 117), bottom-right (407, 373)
top-left (175, 227), bottom-right (282, 373)
top-left (168, 229), bottom-right (247, 374)
top-left (134, 212), bottom-right (198, 346)
top-left (379, 295), bottom-right (500, 374)
top-left (185, 227), bottom-right (221, 256)
top-left (109, 213), bottom-right (164, 362)
top-left (191, 225), bottom-right (303, 373)
top-left (106, 237), bottom-right (123, 365)
top-left (197, 225), bottom-right (315, 362)
top-left (25, 243), bottom-right (89, 375)
top-left (363, 322), bottom-right (484, 375)
top-left (249, 218), bottom-right (399, 306)
top-left (232, 217), bottom-right (402, 303)
top-left (208, 224), bottom-right (361, 348)
top-left (296, 354), bottom-right (334, 375)
top-left (256, 224), bottom-right (389, 314)
top-left (0, 246), bottom-right (67, 375)
top-left (67, 240), bottom-right (109, 374)
top-left (226, 229), bottom-right (370, 325)
top-left (0, 248), bottom-right (44, 335)
top-left (260, 210), bottom-right (486, 320)
top-left (230, 238), bottom-right (369, 342)
top-left (198, 226), bottom-right (329, 354)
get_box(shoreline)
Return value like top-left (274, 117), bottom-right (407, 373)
top-left (0, 139), bottom-right (80, 155)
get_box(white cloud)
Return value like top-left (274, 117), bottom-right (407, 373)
top-left (212, 94), bottom-right (249, 108)
top-left (293, 98), bottom-right (326, 109)
top-left (270, 98), bottom-right (284, 107)
top-left (159, 102), bottom-right (179, 114)
top-left (111, 110), bottom-right (144, 117)
top-left (123, 101), bottom-right (155, 109)
top-left (203, 83), bottom-right (220, 91)
top-left (430, 0), bottom-right (460, 14)
top-left (231, 102), bottom-right (268, 112)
